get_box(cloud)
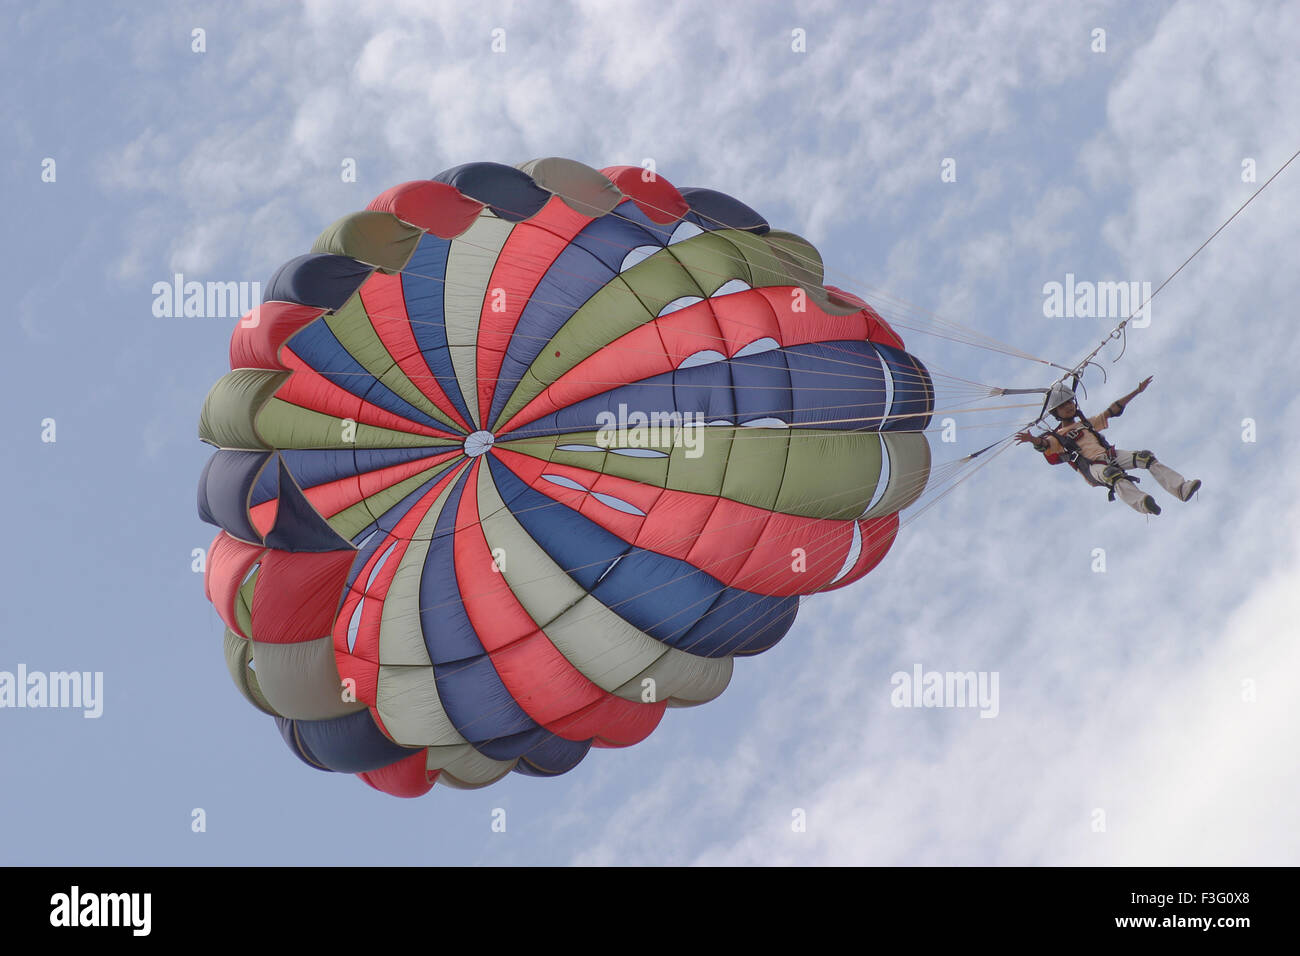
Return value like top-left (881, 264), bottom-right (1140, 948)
top-left (94, 1), bottom-right (1131, 280)
top-left (559, 0), bottom-right (1300, 866)
top-left (562, 481), bottom-right (1299, 865)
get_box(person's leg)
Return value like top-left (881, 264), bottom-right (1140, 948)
top-left (1117, 449), bottom-right (1199, 500)
top-left (1089, 461), bottom-right (1159, 513)
top-left (1114, 477), bottom-right (1159, 514)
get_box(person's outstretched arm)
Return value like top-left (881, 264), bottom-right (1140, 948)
top-left (1106, 375), bottom-right (1154, 418)
top-left (1091, 375), bottom-right (1154, 430)
top-left (1015, 430), bottom-right (1062, 454)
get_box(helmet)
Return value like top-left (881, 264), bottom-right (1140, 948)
top-left (1045, 383), bottom-right (1077, 414)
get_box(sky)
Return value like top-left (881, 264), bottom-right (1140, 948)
top-left (2, 0), bottom-right (1297, 866)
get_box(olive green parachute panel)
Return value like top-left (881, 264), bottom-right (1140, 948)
top-left (474, 462), bottom-right (731, 702)
top-left (618, 248), bottom-right (714, 318)
top-left (445, 214), bottom-right (516, 428)
top-left (429, 746), bottom-right (516, 789)
top-left (575, 439), bottom-right (673, 490)
top-left (661, 230), bottom-right (754, 296)
top-left (517, 157), bottom-right (623, 218)
top-left (495, 436), bottom-right (614, 485)
top-left (198, 369), bottom-right (289, 449)
top-left (310, 211), bottom-right (422, 274)
top-left (323, 295), bottom-right (466, 433)
top-left (719, 427), bottom-right (789, 513)
top-left (764, 230), bottom-right (861, 316)
top-left (774, 432), bottom-right (882, 520)
top-left (376, 666), bottom-right (467, 748)
top-left (493, 248), bottom-right (706, 431)
top-left (254, 398), bottom-right (461, 450)
top-left (498, 427), bottom-right (712, 496)
top-left (615, 651), bottom-right (733, 705)
top-left (222, 628), bottom-right (279, 717)
top-left (328, 459), bottom-right (463, 542)
top-left (862, 432), bottom-right (932, 519)
top-left (249, 635), bottom-right (365, 721)
top-left (763, 231), bottom-right (824, 288)
top-left (504, 430), bottom-right (674, 491)
top-left (664, 426), bottom-right (733, 499)
top-left (710, 229), bottom-right (799, 290)
top-left (499, 427), bottom-right (876, 518)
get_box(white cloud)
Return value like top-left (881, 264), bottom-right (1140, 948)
top-left (99, 1), bottom-right (1129, 280)
top-left (563, 482), bottom-right (1300, 865)
top-left (559, 0), bottom-right (1300, 866)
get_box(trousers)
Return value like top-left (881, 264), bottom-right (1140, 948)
top-left (1087, 449), bottom-right (1190, 514)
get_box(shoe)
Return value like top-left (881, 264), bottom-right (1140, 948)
top-left (1178, 479), bottom-right (1202, 502)
top-left (1143, 495), bottom-right (1161, 515)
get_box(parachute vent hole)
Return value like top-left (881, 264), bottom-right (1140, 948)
top-left (596, 554), bottom-right (625, 584)
top-left (863, 434), bottom-right (890, 515)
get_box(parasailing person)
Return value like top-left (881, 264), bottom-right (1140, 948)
top-left (1014, 376), bottom-right (1201, 515)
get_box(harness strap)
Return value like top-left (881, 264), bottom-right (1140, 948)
top-left (1050, 412), bottom-right (1135, 500)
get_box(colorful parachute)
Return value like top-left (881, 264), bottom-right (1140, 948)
top-left (198, 159), bottom-right (933, 796)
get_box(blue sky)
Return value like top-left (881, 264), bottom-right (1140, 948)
top-left (2, 0), bottom-right (1297, 865)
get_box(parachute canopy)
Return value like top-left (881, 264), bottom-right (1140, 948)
top-left (198, 158), bottom-right (933, 797)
